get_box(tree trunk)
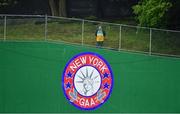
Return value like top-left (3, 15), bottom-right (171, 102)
top-left (49, 0), bottom-right (58, 16)
top-left (97, 0), bottom-right (104, 18)
top-left (58, 0), bottom-right (67, 17)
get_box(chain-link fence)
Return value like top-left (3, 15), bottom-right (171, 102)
top-left (0, 14), bottom-right (180, 57)
top-left (84, 20), bottom-right (120, 49)
top-left (0, 16), bottom-right (4, 40)
top-left (151, 29), bottom-right (180, 56)
top-left (121, 26), bottom-right (150, 53)
top-left (47, 16), bottom-right (82, 44)
top-left (5, 15), bottom-right (45, 41)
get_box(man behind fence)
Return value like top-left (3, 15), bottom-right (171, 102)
top-left (95, 26), bottom-right (106, 48)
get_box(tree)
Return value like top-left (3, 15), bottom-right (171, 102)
top-left (166, 0), bottom-right (180, 30)
top-left (48, 0), bottom-right (66, 17)
top-left (0, 0), bottom-right (18, 8)
top-left (132, 0), bottom-right (172, 27)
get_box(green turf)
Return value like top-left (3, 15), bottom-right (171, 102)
top-left (0, 41), bottom-right (180, 113)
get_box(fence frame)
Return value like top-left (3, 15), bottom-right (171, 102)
top-left (44, 15), bottom-right (48, 41)
top-left (81, 19), bottom-right (84, 46)
top-left (0, 14), bottom-right (180, 58)
top-left (118, 25), bottom-right (122, 51)
top-left (4, 16), bottom-right (6, 41)
top-left (149, 28), bottom-right (152, 55)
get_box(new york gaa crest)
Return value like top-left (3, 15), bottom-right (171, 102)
top-left (62, 52), bottom-right (113, 110)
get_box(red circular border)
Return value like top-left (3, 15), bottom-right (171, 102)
top-left (62, 52), bottom-right (113, 110)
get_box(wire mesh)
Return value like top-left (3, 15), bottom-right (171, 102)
top-left (151, 29), bottom-right (180, 56)
top-left (83, 21), bottom-right (119, 50)
top-left (0, 16), bottom-right (4, 40)
top-left (121, 26), bottom-right (150, 53)
top-left (6, 16), bottom-right (45, 41)
top-left (47, 16), bottom-right (82, 44)
top-left (0, 14), bottom-right (179, 57)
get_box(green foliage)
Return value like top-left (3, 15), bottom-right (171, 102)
top-left (133, 0), bottom-right (172, 27)
top-left (0, 0), bottom-right (18, 7)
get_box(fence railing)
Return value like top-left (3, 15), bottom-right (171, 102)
top-left (0, 14), bottom-right (180, 57)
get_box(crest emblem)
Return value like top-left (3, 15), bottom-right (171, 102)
top-left (62, 52), bottom-right (113, 110)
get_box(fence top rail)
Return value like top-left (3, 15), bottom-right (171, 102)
top-left (79, 19), bottom-right (150, 30)
top-left (48, 15), bottom-right (83, 21)
top-left (0, 14), bottom-right (180, 33)
top-left (150, 27), bottom-right (180, 33)
top-left (0, 14), bottom-right (45, 17)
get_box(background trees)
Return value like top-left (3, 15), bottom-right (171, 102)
top-left (0, 0), bottom-right (18, 7)
top-left (0, 0), bottom-right (180, 30)
top-left (132, 0), bottom-right (172, 27)
top-left (48, 0), bottom-right (66, 17)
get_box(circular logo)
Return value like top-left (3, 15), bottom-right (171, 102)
top-left (62, 52), bottom-right (113, 110)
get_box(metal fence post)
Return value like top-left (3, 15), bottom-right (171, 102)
top-left (149, 28), bottom-right (152, 55)
top-left (81, 20), bottom-right (84, 46)
top-left (118, 25), bottom-right (122, 51)
top-left (4, 15), bottom-right (6, 41)
top-left (44, 14), bottom-right (48, 41)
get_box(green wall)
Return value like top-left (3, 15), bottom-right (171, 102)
top-left (0, 41), bottom-right (180, 113)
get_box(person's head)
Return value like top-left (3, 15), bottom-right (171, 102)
top-left (98, 26), bottom-right (102, 30)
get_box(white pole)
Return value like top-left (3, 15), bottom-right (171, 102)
top-left (81, 20), bottom-right (84, 46)
top-left (118, 25), bottom-right (122, 51)
top-left (149, 28), bottom-right (152, 55)
top-left (4, 16), bottom-right (6, 41)
top-left (45, 15), bottom-right (47, 41)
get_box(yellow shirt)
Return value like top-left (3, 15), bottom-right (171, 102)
top-left (96, 30), bottom-right (104, 41)
top-left (96, 35), bottom-right (104, 41)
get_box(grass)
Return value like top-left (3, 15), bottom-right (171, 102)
top-left (121, 28), bottom-right (150, 52)
top-left (0, 18), bottom-right (179, 55)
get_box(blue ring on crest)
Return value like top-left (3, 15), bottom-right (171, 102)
top-left (62, 52), bottom-right (114, 110)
